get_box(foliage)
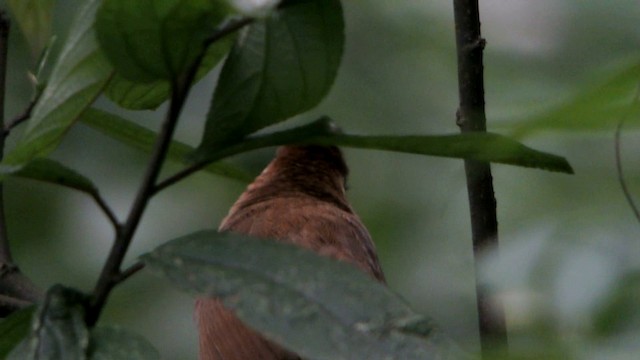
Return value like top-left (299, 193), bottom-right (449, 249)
top-left (3, 0), bottom-right (637, 359)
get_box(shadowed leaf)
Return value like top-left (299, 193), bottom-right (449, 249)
top-left (197, 0), bottom-right (344, 151)
top-left (143, 231), bottom-right (460, 360)
top-left (95, 0), bottom-right (230, 83)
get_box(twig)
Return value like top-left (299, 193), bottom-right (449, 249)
top-left (614, 85), bottom-right (640, 223)
top-left (153, 159), bottom-right (208, 194)
top-left (90, 191), bottom-right (121, 231)
top-left (3, 98), bottom-right (37, 135)
top-left (452, 0), bottom-right (508, 357)
top-left (115, 261), bottom-right (145, 284)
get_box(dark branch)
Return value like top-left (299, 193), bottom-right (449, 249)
top-left (4, 97), bottom-right (37, 135)
top-left (87, 47), bottom-right (206, 328)
top-left (614, 87), bottom-right (640, 223)
top-left (0, 11), bottom-right (11, 265)
top-left (91, 191), bottom-right (121, 231)
top-left (452, 0), bottom-right (508, 357)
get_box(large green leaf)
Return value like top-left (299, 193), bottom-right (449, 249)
top-left (88, 327), bottom-right (159, 360)
top-left (197, 0), bottom-right (344, 151)
top-left (143, 231), bottom-right (455, 360)
top-left (8, 286), bottom-right (89, 360)
top-left (193, 117), bottom-right (574, 174)
top-left (104, 34), bottom-right (235, 110)
top-left (6, 0), bottom-right (53, 58)
top-left (95, 0), bottom-right (230, 83)
top-left (499, 59), bottom-right (640, 138)
top-left (79, 108), bottom-right (253, 182)
top-left (1, 0), bottom-right (112, 172)
top-left (0, 307), bottom-right (36, 358)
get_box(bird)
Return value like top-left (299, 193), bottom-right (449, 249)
top-left (195, 145), bottom-right (386, 360)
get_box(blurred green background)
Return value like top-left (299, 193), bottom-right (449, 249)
top-left (2, 0), bottom-right (640, 358)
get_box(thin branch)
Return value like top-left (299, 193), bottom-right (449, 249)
top-left (90, 191), bottom-right (121, 231)
top-left (153, 159), bottom-right (209, 194)
top-left (614, 85), bottom-right (640, 223)
top-left (3, 97), bottom-right (37, 135)
top-left (115, 261), bottom-right (145, 284)
top-left (452, 0), bottom-right (508, 357)
top-left (205, 16), bottom-right (254, 47)
top-left (0, 11), bottom-right (11, 265)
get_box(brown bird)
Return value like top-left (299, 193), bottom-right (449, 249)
top-left (195, 145), bottom-right (386, 360)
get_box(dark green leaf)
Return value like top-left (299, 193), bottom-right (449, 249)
top-left (0, 306), bottom-right (36, 358)
top-left (6, 0), bottom-right (54, 58)
top-left (194, 117), bottom-right (574, 174)
top-left (499, 59), bottom-right (640, 137)
top-left (1, 0), bottom-right (112, 172)
top-left (88, 327), bottom-right (159, 360)
top-left (197, 0), bottom-right (344, 150)
top-left (95, 0), bottom-right (230, 83)
top-left (104, 30), bottom-right (235, 110)
top-left (7, 158), bottom-right (98, 194)
top-left (143, 231), bottom-right (453, 360)
top-left (79, 108), bottom-right (253, 182)
top-left (8, 285), bottom-right (88, 360)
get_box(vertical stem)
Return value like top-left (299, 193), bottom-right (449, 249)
top-left (0, 11), bottom-right (12, 265)
top-left (452, 0), bottom-right (508, 357)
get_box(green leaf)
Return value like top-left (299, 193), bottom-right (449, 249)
top-left (104, 33), bottom-right (235, 110)
top-left (0, 307), bottom-right (36, 358)
top-left (500, 59), bottom-right (640, 138)
top-left (6, 0), bottom-right (54, 58)
top-left (1, 0), bottom-right (112, 171)
top-left (197, 0), bottom-right (344, 150)
top-left (7, 158), bottom-right (98, 194)
top-left (88, 327), bottom-right (159, 360)
top-left (8, 285), bottom-right (88, 360)
top-left (143, 231), bottom-right (452, 360)
top-left (194, 117), bottom-right (574, 174)
top-left (95, 0), bottom-right (230, 83)
top-left (79, 108), bottom-right (253, 182)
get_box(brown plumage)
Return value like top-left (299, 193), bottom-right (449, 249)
top-left (195, 145), bottom-right (385, 360)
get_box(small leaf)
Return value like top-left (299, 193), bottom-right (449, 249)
top-left (95, 0), bottom-right (230, 83)
top-left (6, 0), bottom-right (54, 58)
top-left (194, 117), bottom-right (574, 174)
top-left (1, 0), bottom-right (112, 171)
top-left (500, 59), bottom-right (640, 137)
top-left (9, 285), bottom-right (89, 360)
top-left (197, 0), bottom-right (344, 150)
top-left (79, 108), bottom-right (253, 182)
top-left (143, 231), bottom-right (451, 360)
top-left (6, 158), bottom-right (98, 194)
top-left (104, 29), bottom-right (236, 110)
top-left (88, 327), bottom-right (159, 360)
top-left (0, 306), bottom-right (36, 358)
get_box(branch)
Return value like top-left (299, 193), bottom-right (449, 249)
top-left (614, 86), bottom-right (640, 223)
top-left (3, 97), bottom-right (37, 135)
top-left (86, 51), bottom-right (205, 328)
top-left (452, 0), bottom-right (508, 357)
top-left (0, 11), bottom-right (44, 312)
top-left (0, 11), bottom-right (11, 265)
